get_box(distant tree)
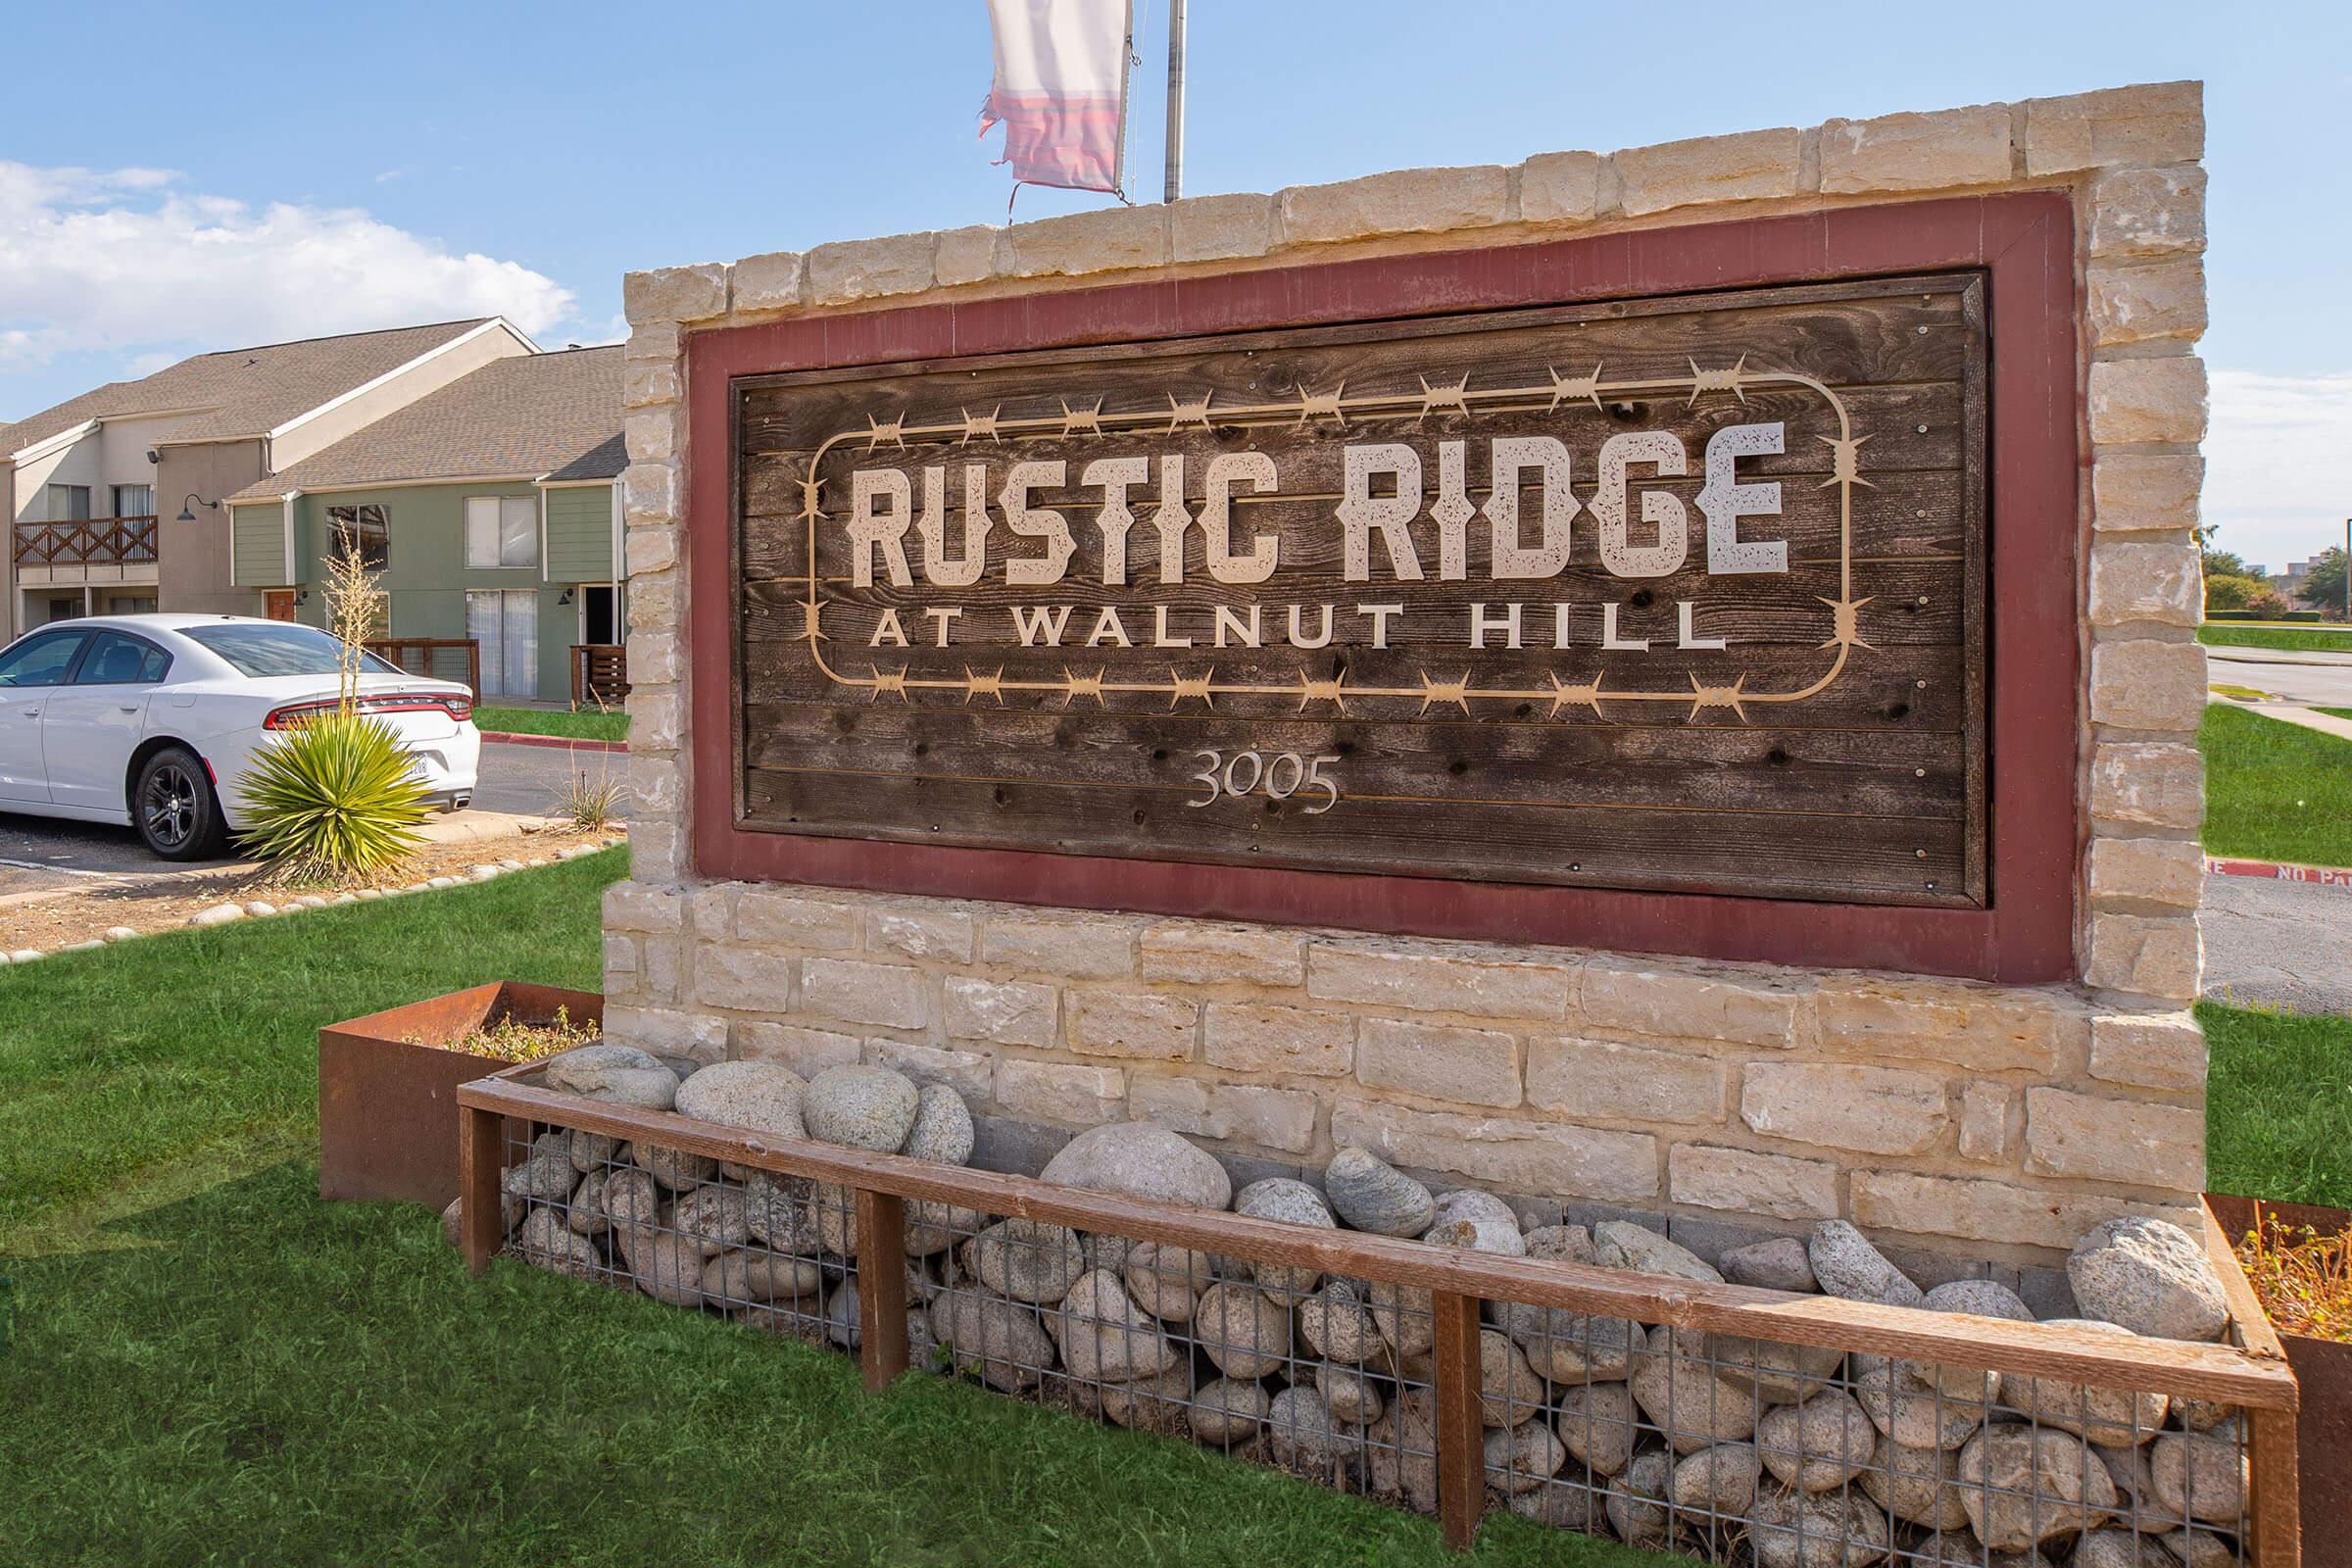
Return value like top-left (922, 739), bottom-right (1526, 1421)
top-left (2295, 546), bottom-right (2347, 618)
top-left (2202, 544), bottom-right (2252, 581)
top-left (2247, 590), bottom-right (2296, 619)
top-left (2204, 573), bottom-right (2264, 612)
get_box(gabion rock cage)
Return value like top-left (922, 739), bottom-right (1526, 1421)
top-left (457, 1065), bottom-right (2302, 1565)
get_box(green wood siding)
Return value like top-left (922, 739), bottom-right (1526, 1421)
top-left (543, 483), bottom-right (614, 583)
top-left (229, 504), bottom-right (288, 587)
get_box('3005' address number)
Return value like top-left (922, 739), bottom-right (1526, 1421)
top-left (1184, 750), bottom-right (1342, 813)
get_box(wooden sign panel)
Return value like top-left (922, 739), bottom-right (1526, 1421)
top-left (732, 272), bottom-right (1986, 907)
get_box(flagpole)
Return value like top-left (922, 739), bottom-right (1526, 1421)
top-left (1114, 1), bottom-right (1137, 200)
top-left (1164, 0), bottom-right (1187, 203)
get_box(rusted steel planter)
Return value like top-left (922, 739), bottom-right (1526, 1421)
top-left (2211, 1195), bottom-right (2352, 1568)
top-left (318, 982), bottom-right (603, 1207)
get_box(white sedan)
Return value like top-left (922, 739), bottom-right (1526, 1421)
top-left (0, 613), bottom-right (480, 860)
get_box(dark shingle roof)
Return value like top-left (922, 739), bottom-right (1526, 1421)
top-left (0, 319), bottom-right (494, 459)
top-left (225, 346), bottom-right (623, 501)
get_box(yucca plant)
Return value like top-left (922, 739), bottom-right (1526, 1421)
top-left (236, 710), bottom-right (431, 882)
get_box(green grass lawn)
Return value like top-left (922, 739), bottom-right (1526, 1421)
top-left (0, 852), bottom-right (1652, 1567)
top-left (2203, 1000), bottom-right (2352, 1209)
top-left (2199, 622), bottom-right (2352, 654)
top-left (472, 705), bottom-right (628, 743)
top-left (2198, 702), bottom-right (2352, 867)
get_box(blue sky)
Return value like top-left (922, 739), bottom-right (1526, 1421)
top-left (2, 1), bottom-right (2344, 565)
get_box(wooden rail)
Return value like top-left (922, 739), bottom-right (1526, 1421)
top-left (569, 643), bottom-right (627, 708)
top-left (11, 514), bottom-right (158, 567)
top-left (366, 638), bottom-right (480, 703)
top-left (458, 1068), bottom-right (2302, 1560)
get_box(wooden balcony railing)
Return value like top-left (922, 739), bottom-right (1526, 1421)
top-left (569, 643), bottom-right (627, 708)
top-left (366, 638), bottom-right (481, 703)
top-left (12, 515), bottom-right (159, 568)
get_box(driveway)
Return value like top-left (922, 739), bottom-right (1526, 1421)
top-left (2202, 869), bottom-right (2352, 1017)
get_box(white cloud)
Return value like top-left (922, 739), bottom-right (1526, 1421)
top-left (0, 159), bottom-right (575, 383)
top-left (2206, 369), bottom-right (2352, 571)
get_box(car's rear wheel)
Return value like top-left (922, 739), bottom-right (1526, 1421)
top-left (135, 746), bottom-right (227, 860)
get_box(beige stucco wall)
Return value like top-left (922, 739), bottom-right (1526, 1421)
top-left (607, 82), bottom-right (2211, 1272)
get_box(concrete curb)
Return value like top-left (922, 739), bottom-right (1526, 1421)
top-left (2206, 854), bottom-right (2352, 891)
top-left (481, 731), bottom-right (628, 756)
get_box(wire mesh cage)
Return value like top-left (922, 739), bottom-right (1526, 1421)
top-left (461, 1069), bottom-right (2299, 1566)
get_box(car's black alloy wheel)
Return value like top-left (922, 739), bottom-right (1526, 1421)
top-left (135, 746), bottom-right (226, 860)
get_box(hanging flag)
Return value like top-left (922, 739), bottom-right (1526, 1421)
top-left (980, 0), bottom-right (1131, 198)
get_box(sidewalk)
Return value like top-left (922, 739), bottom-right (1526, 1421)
top-left (2235, 702), bottom-right (2352, 744)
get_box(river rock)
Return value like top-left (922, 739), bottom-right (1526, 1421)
top-left (1316, 1362), bottom-right (1384, 1425)
top-left (671, 1183), bottom-right (751, 1254)
top-left (1498, 1300), bottom-right (1643, 1385)
top-left (1757, 1389), bottom-right (1879, 1491)
top-left (1703, 1331), bottom-right (1845, 1403)
top-left (1914, 1534), bottom-right (2057, 1568)
top-left (1861, 1439), bottom-right (1973, 1530)
top-left (2069, 1218), bottom-right (2230, 1344)
top-left (1957, 1423), bottom-right (2120, 1549)
top-left (1050, 1268), bottom-right (1178, 1383)
top-left (1190, 1376), bottom-right (1271, 1445)
top-left (1367, 1280), bottom-right (1436, 1356)
top-left (1751, 1485), bottom-right (1893, 1568)
top-left (905, 1200), bottom-right (986, 1256)
top-left (1099, 1361), bottom-right (1195, 1436)
top-left (824, 1276), bottom-right (861, 1349)
top-left (803, 1064), bottom-right (921, 1152)
top-left (1426, 1213), bottom-right (1527, 1257)
top-left (1557, 1382), bottom-right (1642, 1476)
top-left (1368, 1389), bottom-right (1441, 1511)
top-left (702, 1247), bottom-right (821, 1302)
top-left (2159, 1528), bottom-right (2236, 1568)
top-left (1298, 1279), bottom-right (1383, 1362)
top-left (1041, 1122), bottom-right (1233, 1208)
top-left (1432, 1187), bottom-right (1518, 1231)
top-left (1853, 1357), bottom-right (1990, 1449)
top-left (627, 1141), bottom-right (714, 1192)
top-left (563, 1171), bottom-right (610, 1236)
top-left (1234, 1178), bottom-right (1335, 1303)
top-left (812, 1182), bottom-right (867, 1256)
top-left (1631, 1338), bottom-right (1762, 1451)
top-left (1603, 1449), bottom-right (1677, 1550)
top-left (615, 1225), bottom-right (709, 1306)
top-left (1905, 1279), bottom-right (2037, 1397)
top-left (674, 1061), bottom-right (808, 1160)
top-left (1671, 1443), bottom-right (1763, 1519)
top-left (966, 1216), bottom-right (1089, 1304)
top-left (567, 1131), bottom-right (624, 1174)
top-left (742, 1170), bottom-right (820, 1252)
top-left (1123, 1241), bottom-right (1214, 1322)
top-left (543, 1043), bottom-right (679, 1109)
top-left (1523, 1223), bottom-right (1596, 1264)
top-left (602, 1167), bottom-right (662, 1232)
top-left (1507, 1478), bottom-right (1601, 1532)
top-left (2096, 1437), bottom-right (2157, 1505)
top-left (515, 1206), bottom-right (601, 1276)
top-left (501, 1131), bottom-right (577, 1201)
top-left (1269, 1385), bottom-right (1348, 1480)
top-left (1808, 1220), bottom-right (1925, 1307)
top-left (1323, 1147), bottom-right (1435, 1236)
top-left (1595, 1220), bottom-right (1723, 1283)
top-left (928, 1289), bottom-right (1054, 1392)
top-left (1723, 1237), bottom-right (1819, 1294)
top-left (1479, 1328), bottom-right (1546, 1427)
top-left (2080, 1529), bottom-right (2179, 1568)
top-left (2176, 1398), bottom-right (2232, 1433)
top-left (441, 1193), bottom-right (518, 1248)
top-left (1486, 1417), bottom-right (1567, 1494)
top-left (1997, 1320), bottom-right (2170, 1446)
top-left (1195, 1280), bottom-right (1295, 1378)
top-left (902, 1082), bottom-right (975, 1165)
top-left (2149, 1416), bottom-right (2247, 1525)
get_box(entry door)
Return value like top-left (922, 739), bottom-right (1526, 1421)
top-left (264, 591), bottom-right (297, 622)
top-left (580, 586), bottom-right (615, 646)
top-left (466, 589), bottom-right (537, 699)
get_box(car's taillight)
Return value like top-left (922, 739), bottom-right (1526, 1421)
top-left (262, 699), bottom-right (337, 730)
top-left (264, 694), bottom-right (471, 728)
top-left (441, 696), bottom-right (473, 722)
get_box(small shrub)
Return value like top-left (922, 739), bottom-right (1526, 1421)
top-left (409, 1005), bottom-right (598, 1064)
top-left (2234, 1208), bottom-right (2352, 1343)
top-left (2204, 573), bottom-right (2265, 612)
top-left (554, 766), bottom-right (627, 832)
top-left (236, 711), bottom-right (430, 883)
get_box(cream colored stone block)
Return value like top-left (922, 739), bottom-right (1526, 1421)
top-left (1067, 990), bottom-right (1199, 1061)
top-left (1278, 165), bottom-right (1512, 244)
top-left (731, 250), bottom-right (807, 312)
top-left (2084, 912), bottom-right (2202, 1002)
top-left (1525, 1036), bottom-right (1726, 1123)
top-left (933, 224), bottom-right (1003, 286)
top-left (2087, 837), bottom-right (2203, 910)
top-left (628, 821), bottom-right (685, 886)
top-left (2087, 742), bottom-right (2203, 830)
top-left (627, 755), bottom-right (682, 814)
top-left (625, 630), bottom-right (679, 685)
top-left (807, 232), bottom-right (936, 305)
top-left (621, 462), bottom-right (679, 525)
top-left (1957, 1081), bottom-right (2011, 1164)
top-left (641, 940), bottom-right (684, 1004)
top-left (695, 946), bottom-right (796, 1012)
top-left (2023, 81), bottom-right (2203, 175)
top-left (800, 956), bottom-right (928, 1030)
top-left (604, 881), bottom-right (685, 934)
top-left (2089, 1012), bottom-right (2207, 1093)
top-left (626, 321), bottom-right (681, 362)
top-left (604, 1004), bottom-right (729, 1062)
top-left (1818, 105), bottom-right (2010, 193)
top-left (944, 976), bottom-right (1057, 1049)
top-left (1355, 1017), bottom-right (1520, 1108)
top-left (1851, 1172), bottom-right (2149, 1251)
top-left (624, 571), bottom-right (675, 632)
top-left (869, 1038), bottom-right (995, 1101)
top-left (1614, 127), bottom-right (1805, 217)
top-left (624, 528), bottom-right (677, 577)
top-left (995, 1058), bottom-right (1125, 1126)
top-left (982, 913), bottom-right (1135, 979)
top-left (1740, 1062), bottom-right (1949, 1155)
top-left (1814, 977), bottom-right (2074, 1074)
top-left (1306, 940), bottom-right (1573, 1020)
top-left (2088, 357), bottom-right (2208, 447)
top-left (626, 689), bottom-right (678, 751)
top-left (622, 358), bottom-right (679, 411)
top-left (1519, 150), bottom-right (1602, 223)
top-left (1129, 1076), bottom-right (1319, 1154)
top-left (689, 884), bottom-right (740, 938)
top-left (624, 409), bottom-right (675, 464)
top-left (2088, 167), bottom-right (2206, 259)
top-left (733, 1020), bottom-right (861, 1075)
top-left (1140, 920), bottom-right (1304, 987)
top-left (2089, 260), bottom-right (2207, 347)
top-left (2023, 1087), bottom-right (2202, 1190)
top-left (1330, 1099), bottom-right (1659, 1203)
top-left (733, 889), bottom-right (859, 950)
top-left (868, 905), bottom-right (976, 964)
top-left (2088, 542), bottom-right (2201, 627)
top-left (1202, 1003), bottom-right (1354, 1077)
top-left (623, 262), bottom-right (729, 325)
top-left (1169, 192), bottom-right (1275, 262)
top-left (1668, 1144), bottom-right (1839, 1221)
top-left (2093, 453), bottom-right (2203, 535)
top-left (2089, 639), bottom-right (2205, 733)
top-left (1008, 205), bottom-right (1169, 276)
top-left (1578, 956), bottom-right (1805, 1047)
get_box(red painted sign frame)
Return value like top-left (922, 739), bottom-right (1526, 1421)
top-left (685, 192), bottom-right (2081, 982)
